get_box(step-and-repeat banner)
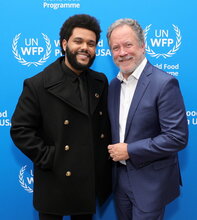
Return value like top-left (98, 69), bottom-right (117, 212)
top-left (1, 0), bottom-right (197, 219)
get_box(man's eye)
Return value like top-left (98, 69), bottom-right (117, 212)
top-left (112, 46), bottom-right (119, 51)
top-left (126, 43), bottom-right (132, 47)
top-left (88, 42), bottom-right (96, 47)
top-left (74, 40), bottom-right (82, 44)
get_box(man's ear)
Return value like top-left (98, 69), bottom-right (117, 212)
top-left (62, 39), bottom-right (67, 51)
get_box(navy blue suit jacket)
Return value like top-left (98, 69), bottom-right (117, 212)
top-left (108, 61), bottom-right (188, 212)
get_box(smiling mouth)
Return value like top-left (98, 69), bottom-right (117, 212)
top-left (77, 51), bottom-right (91, 58)
top-left (78, 54), bottom-right (89, 58)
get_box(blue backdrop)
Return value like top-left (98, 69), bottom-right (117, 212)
top-left (1, 0), bottom-right (197, 219)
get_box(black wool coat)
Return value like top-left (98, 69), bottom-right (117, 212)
top-left (10, 57), bottom-right (112, 215)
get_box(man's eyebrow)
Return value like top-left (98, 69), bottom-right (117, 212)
top-left (73, 37), bottom-right (96, 43)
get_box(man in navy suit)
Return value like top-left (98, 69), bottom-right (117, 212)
top-left (107, 18), bottom-right (188, 220)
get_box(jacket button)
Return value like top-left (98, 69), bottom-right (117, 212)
top-left (65, 171), bottom-right (71, 176)
top-left (95, 93), bottom-right (100, 98)
top-left (100, 133), bottom-right (105, 139)
top-left (99, 111), bottom-right (103, 116)
top-left (64, 120), bottom-right (69, 125)
top-left (65, 145), bottom-right (70, 151)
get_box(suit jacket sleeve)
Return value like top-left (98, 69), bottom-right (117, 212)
top-left (10, 78), bottom-right (55, 170)
top-left (127, 77), bottom-right (188, 168)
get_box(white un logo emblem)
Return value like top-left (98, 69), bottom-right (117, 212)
top-left (18, 165), bottom-right (34, 193)
top-left (12, 33), bottom-right (51, 67)
top-left (144, 24), bottom-right (182, 59)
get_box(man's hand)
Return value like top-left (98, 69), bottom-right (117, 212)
top-left (108, 143), bottom-right (129, 161)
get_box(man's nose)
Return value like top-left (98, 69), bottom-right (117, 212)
top-left (81, 42), bottom-right (88, 50)
top-left (119, 47), bottom-right (127, 56)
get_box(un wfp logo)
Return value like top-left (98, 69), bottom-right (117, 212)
top-left (18, 165), bottom-right (33, 193)
top-left (144, 24), bottom-right (182, 59)
top-left (12, 33), bottom-right (51, 67)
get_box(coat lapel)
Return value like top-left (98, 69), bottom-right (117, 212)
top-left (124, 63), bottom-right (152, 140)
top-left (87, 71), bottom-right (105, 115)
top-left (43, 57), bottom-right (105, 115)
top-left (44, 57), bottom-right (87, 115)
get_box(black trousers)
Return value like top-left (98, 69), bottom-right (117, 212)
top-left (39, 212), bottom-right (92, 220)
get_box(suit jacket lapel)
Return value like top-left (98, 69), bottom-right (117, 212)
top-left (113, 79), bottom-right (121, 142)
top-left (125, 63), bottom-right (152, 140)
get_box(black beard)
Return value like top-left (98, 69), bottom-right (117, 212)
top-left (66, 46), bottom-right (96, 71)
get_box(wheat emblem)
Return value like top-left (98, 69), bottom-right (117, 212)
top-left (12, 33), bottom-right (51, 67)
top-left (144, 24), bottom-right (182, 59)
top-left (18, 165), bottom-right (33, 193)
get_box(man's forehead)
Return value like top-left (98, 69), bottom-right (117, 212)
top-left (71, 27), bottom-right (96, 39)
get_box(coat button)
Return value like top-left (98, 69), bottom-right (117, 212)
top-left (100, 133), bottom-right (105, 139)
top-left (65, 171), bottom-right (71, 176)
top-left (64, 120), bottom-right (69, 125)
top-left (95, 93), bottom-right (100, 98)
top-left (65, 145), bottom-right (70, 151)
top-left (99, 111), bottom-right (103, 116)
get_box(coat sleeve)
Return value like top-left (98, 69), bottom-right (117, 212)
top-left (10, 78), bottom-right (55, 170)
top-left (127, 77), bottom-right (188, 168)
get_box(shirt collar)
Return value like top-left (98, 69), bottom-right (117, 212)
top-left (117, 57), bottom-right (147, 83)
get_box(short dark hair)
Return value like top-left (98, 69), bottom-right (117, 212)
top-left (59, 14), bottom-right (101, 55)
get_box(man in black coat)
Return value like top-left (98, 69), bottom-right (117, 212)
top-left (10, 14), bottom-right (112, 220)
